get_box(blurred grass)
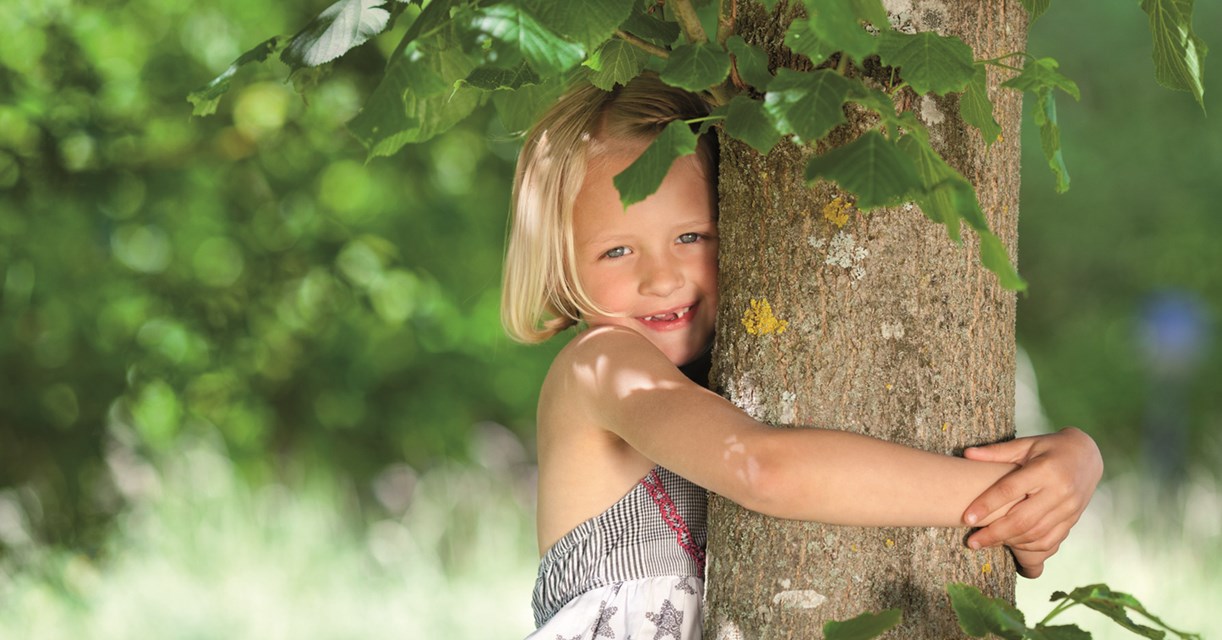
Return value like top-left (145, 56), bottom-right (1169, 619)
top-left (0, 428), bottom-right (540, 639)
top-left (1014, 469), bottom-right (1221, 640)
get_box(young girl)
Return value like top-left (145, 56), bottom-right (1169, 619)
top-left (502, 75), bottom-right (1102, 639)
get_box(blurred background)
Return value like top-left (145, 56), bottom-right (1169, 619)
top-left (0, 1), bottom-right (1217, 638)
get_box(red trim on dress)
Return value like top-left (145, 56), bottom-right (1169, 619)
top-left (641, 469), bottom-right (706, 578)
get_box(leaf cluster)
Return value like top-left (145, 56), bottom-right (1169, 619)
top-left (189, 0), bottom-right (1208, 291)
top-left (821, 583), bottom-right (1201, 640)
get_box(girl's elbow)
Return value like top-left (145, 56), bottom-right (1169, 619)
top-left (727, 443), bottom-right (791, 517)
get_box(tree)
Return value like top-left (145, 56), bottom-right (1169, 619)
top-left (705, 2), bottom-right (1024, 636)
top-left (190, 0), bottom-right (1207, 637)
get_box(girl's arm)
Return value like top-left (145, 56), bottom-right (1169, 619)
top-left (557, 326), bottom-right (1020, 528)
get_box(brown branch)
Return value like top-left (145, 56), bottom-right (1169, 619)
top-left (715, 0), bottom-right (736, 47)
top-left (615, 29), bottom-right (670, 59)
top-left (670, 0), bottom-right (709, 44)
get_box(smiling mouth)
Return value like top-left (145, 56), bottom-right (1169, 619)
top-left (640, 304), bottom-right (694, 323)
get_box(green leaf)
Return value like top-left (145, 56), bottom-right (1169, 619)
top-left (897, 134), bottom-right (984, 241)
top-left (724, 95), bottom-right (782, 154)
top-left (979, 230), bottom-right (1027, 291)
top-left (960, 63), bottom-right (1002, 145)
top-left (613, 120), bottom-right (698, 208)
top-left (660, 42), bottom-right (731, 92)
top-left (1001, 57), bottom-right (1080, 100)
top-left (462, 63), bottom-right (541, 90)
top-left (877, 31), bottom-right (975, 96)
top-left (1027, 624), bottom-right (1092, 640)
top-left (281, 0), bottom-right (391, 69)
top-left (764, 68), bottom-right (855, 143)
top-left (1141, 0), bottom-right (1208, 111)
top-left (784, 19), bottom-right (835, 68)
top-left (586, 39), bottom-right (649, 90)
top-left (896, 124), bottom-right (1020, 290)
top-left (1021, 0), bottom-right (1051, 23)
top-left (947, 583), bottom-right (1028, 640)
top-left (850, 0), bottom-right (890, 29)
top-left (388, 0), bottom-right (457, 64)
top-left (1000, 57), bottom-right (1076, 191)
top-left (805, 131), bottom-right (922, 210)
top-left (491, 78), bottom-right (568, 132)
top-left (824, 609), bottom-right (903, 640)
top-left (848, 84), bottom-right (905, 140)
top-left (800, 0), bottom-right (882, 62)
top-left (726, 36), bottom-right (774, 91)
top-left (188, 37), bottom-right (283, 116)
top-left (473, 5), bottom-right (585, 75)
top-left (347, 30), bottom-right (481, 157)
top-left (620, 5), bottom-right (680, 46)
top-left (1052, 584), bottom-right (1201, 640)
top-left (521, 0), bottom-right (634, 50)
top-left (1033, 89), bottom-right (1069, 193)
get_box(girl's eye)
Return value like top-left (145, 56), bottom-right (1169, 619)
top-left (604, 246), bottom-right (630, 259)
top-left (677, 232), bottom-right (701, 244)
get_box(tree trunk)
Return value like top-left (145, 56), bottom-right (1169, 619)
top-left (704, 1), bottom-right (1027, 637)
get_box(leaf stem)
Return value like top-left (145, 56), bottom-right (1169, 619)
top-left (979, 51), bottom-right (1029, 65)
top-left (1040, 599), bottom-right (1076, 625)
top-left (615, 30), bottom-right (670, 59)
top-left (986, 62), bottom-right (1024, 73)
top-left (685, 115), bottom-right (726, 125)
top-left (671, 0), bottom-right (709, 44)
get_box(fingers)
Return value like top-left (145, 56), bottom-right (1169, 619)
top-left (1012, 542), bottom-right (1060, 578)
top-left (968, 491), bottom-right (1079, 550)
top-left (963, 437), bottom-right (1036, 464)
top-left (963, 470), bottom-right (1030, 527)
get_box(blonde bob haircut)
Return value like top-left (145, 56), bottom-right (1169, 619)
top-left (501, 73), bottom-right (716, 344)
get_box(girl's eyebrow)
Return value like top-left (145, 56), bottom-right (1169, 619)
top-left (578, 233), bottom-right (633, 248)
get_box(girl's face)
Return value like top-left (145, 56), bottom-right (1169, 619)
top-left (571, 146), bottom-right (718, 366)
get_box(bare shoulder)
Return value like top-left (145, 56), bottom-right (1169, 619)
top-left (540, 325), bottom-right (687, 418)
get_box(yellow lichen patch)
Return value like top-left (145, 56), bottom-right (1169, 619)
top-left (885, 538), bottom-right (895, 548)
top-left (885, 383), bottom-right (893, 391)
top-left (982, 562), bottom-right (993, 574)
top-left (822, 195), bottom-right (853, 228)
top-left (851, 544), bottom-right (859, 553)
top-left (942, 422), bottom-right (949, 432)
top-left (742, 298), bottom-right (788, 336)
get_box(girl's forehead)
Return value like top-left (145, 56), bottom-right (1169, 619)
top-left (573, 152), bottom-right (714, 239)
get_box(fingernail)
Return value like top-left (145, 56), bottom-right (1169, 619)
top-left (965, 513), bottom-right (978, 525)
top-left (968, 540), bottom-right (981, 550)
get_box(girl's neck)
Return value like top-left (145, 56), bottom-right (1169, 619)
top-left (679, 339), bottom-right (713, 389)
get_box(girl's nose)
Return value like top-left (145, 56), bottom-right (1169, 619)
top-left (638, 255), bottom-right (685, 297)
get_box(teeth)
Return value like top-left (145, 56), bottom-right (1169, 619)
top-left (645, 306), bottom-right (691, 322)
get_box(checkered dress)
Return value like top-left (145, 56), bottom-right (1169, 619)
top-left (527, 467), bottom-right (708, 639)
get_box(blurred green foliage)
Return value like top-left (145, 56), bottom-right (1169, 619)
top-left (0, 0), bottom-right (559, 551)
top-left (0, 0), bottom-right (1218, 554)
top-left (1018, 1), bottom-right (1222, 477)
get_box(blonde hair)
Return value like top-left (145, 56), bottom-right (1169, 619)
top-left (501, 74), bottom-right (716, 344)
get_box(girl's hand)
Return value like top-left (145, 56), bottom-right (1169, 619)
top-left (959, 428), bottom-right (1103, 578)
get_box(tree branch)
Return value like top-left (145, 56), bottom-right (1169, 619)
top-left (615, 29), bottom-right (670, 59)
top-left (716, 0), bottom-right (736, 47)
top-left (670, 0), bottom-right (709, 44)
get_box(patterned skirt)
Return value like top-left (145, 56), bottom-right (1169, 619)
top-left (526, 575), bottom-right (703, 640)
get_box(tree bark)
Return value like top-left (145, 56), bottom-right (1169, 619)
top-left (705, 1), bottom-right (1027, 637)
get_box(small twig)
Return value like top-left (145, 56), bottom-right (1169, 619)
top-left (615, 30), bottom-right (670, 59)
top-left (671, 0), bottom-right (709, 44)
top-left (980, 51), bottom-right (1030, 65)
top-left (715, 0), bottom-right (736, 47)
